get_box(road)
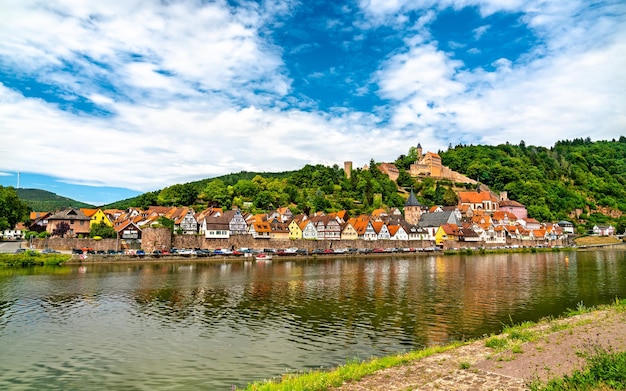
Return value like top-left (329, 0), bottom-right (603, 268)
top-left (0, 240), bottom-right (26, 253)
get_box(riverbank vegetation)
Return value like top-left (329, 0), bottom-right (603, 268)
top-left (0, 251), bottom-right (71, 266)
top-left (530, 349), bottom-right (626, 391)
top-left (241, 343), bottom-right (465, 391)
top-left (239, 299), bottom-right (626, 391)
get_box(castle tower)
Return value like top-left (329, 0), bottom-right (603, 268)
top-left (404, 189), bottom-right (422, 225)
top-left (416, 143), bottom-right (423, 162)
top-left (344, 161), bottom-right (352, 179)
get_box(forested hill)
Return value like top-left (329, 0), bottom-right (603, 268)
top-left (439, 137), bottom-right (626, 227)
top-left (103, 137), bottom-right (626, 233)
top-left (16, 188), bottom-right (95, 211)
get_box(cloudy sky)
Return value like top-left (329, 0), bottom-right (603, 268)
top-left (1, 0), bottom-right (625, 205)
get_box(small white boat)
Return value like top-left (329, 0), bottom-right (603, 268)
top-left (255, 253), bottom-right (273, 261)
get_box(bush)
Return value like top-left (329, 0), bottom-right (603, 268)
top-left (0, 252), bottom-right (70, 266)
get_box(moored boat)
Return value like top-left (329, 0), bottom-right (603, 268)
top-left (255, 253), bottom-right (273, 261)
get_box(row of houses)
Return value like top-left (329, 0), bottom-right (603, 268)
top-left (3, 189), bottom-right (616, 245)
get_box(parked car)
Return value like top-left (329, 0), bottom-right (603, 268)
top-left (41, 248), bottom-right (60, 254)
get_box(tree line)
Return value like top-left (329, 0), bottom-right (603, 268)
top-left (6, 137), bottom-right (626, 235)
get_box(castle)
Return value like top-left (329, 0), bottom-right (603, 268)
top-left (409, 143), bottom-right (475, 183)
top-left (346, 143), bottom-right (476, 184)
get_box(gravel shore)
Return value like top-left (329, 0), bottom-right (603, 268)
top-left (331, 307), bottom-right (626, 391)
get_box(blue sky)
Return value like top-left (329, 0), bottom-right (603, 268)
top-left (1, 0), bottom-right (625, 206)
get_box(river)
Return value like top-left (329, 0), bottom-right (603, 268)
top-left (1, 249), bottom-right (625, 390)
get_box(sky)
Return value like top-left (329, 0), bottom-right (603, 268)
top-left (1, 0), bottom-right (625, 206)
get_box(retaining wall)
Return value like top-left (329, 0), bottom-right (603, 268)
top-left (29, 229), bottom-right (566, 253)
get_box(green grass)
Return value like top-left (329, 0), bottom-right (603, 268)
top-left (485, 336), bottom-right (509, 351)
top-left (238, 343), bottom-right (465, 391)
top-left (0, 251), bottom-right (70, 266)
top-left (566, 301), bottom-right (594, 317)
top-left (529, 349), bottom-right (626, 391)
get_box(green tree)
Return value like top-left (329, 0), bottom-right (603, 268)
top-left (0, 186), bottom-right (30, 231)
top-left (201, 179), bottom-right (231, 208)
top-left (254, 190), bottom-right (274, 209)
top-left (156, 216), bottom-right (174, 230)
top-left (90, 221), bottom-right (117, 238)
top-left (135, 191), bottom-right (159, 210)
top-left (396, 169), bottom-right (414, 188)
top-left (442, 187), bottom-right (458, 206)
top-left (232, 180), bottom-right (259, 199)
top-left (157, 184), bottom-right (198, 206)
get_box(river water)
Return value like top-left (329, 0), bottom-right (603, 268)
top-left (1, 249), bottom-right (625, 390)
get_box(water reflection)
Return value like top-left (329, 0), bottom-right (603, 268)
top-left (0, 250), bottom-right (625, 389)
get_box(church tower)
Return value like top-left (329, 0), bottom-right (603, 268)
top-left (404, 189), bottom-right (422, 225)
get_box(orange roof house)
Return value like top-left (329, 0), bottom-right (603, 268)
top-left (458, 190), bottom-right (499, 214)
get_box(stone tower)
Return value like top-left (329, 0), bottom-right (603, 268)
top-left (344, 161), bottom-right (352, 179)
top-left (416, 143), bottom-right (423, 162)
top-left (404, 189), bottom-right (422, 225)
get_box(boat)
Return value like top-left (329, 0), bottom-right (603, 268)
top-left (255, 253), bottom-right (273, 261)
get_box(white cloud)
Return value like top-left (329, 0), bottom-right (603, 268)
top-left (0, 80), bottom-right (402, 192)
top-left (0, 0), bottom-right (625, 201)
top-left (473, 24), bottom-right (490, 40)
top-left (369, 0), bottom-right (626, 147)
top-left (0, 0), bottom-right (290, 107)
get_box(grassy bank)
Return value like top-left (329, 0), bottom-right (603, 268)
top-left (574, 235), bottom-right (623, 246)
top-left (240, 343), bottom-right (465, 391)
top-left (239, 299), bottom-right (626, 391)
top-left (0, 251), bottom-right (71, 266)
top-left (530, 349), bottom-right (626, 391)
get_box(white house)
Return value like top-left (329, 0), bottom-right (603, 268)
top-left (593, 225), bottom-right (615, 236)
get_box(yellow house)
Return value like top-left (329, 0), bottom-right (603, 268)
top-left (435, 226), bottom-right (447, 245)
top-left (81, 208), bottom-right (113, 228)
top-left (340, 222), bottom-right (358, 240)
top-left (288, 219), bottom-right (303, 239)
top-left (435, 224), bottom-right (460, 245)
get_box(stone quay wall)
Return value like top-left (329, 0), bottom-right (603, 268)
top-left (29, 228), bottom-right (566, 253)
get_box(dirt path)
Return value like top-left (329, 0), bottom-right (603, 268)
top-left (332, 308), bottom-right (626, 390)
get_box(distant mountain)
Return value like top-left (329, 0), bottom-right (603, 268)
top-left (17, 188), bottom-right (95, 212)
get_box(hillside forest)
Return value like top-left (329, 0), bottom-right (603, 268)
top-left (99, 137), bottom-right (626, 235)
